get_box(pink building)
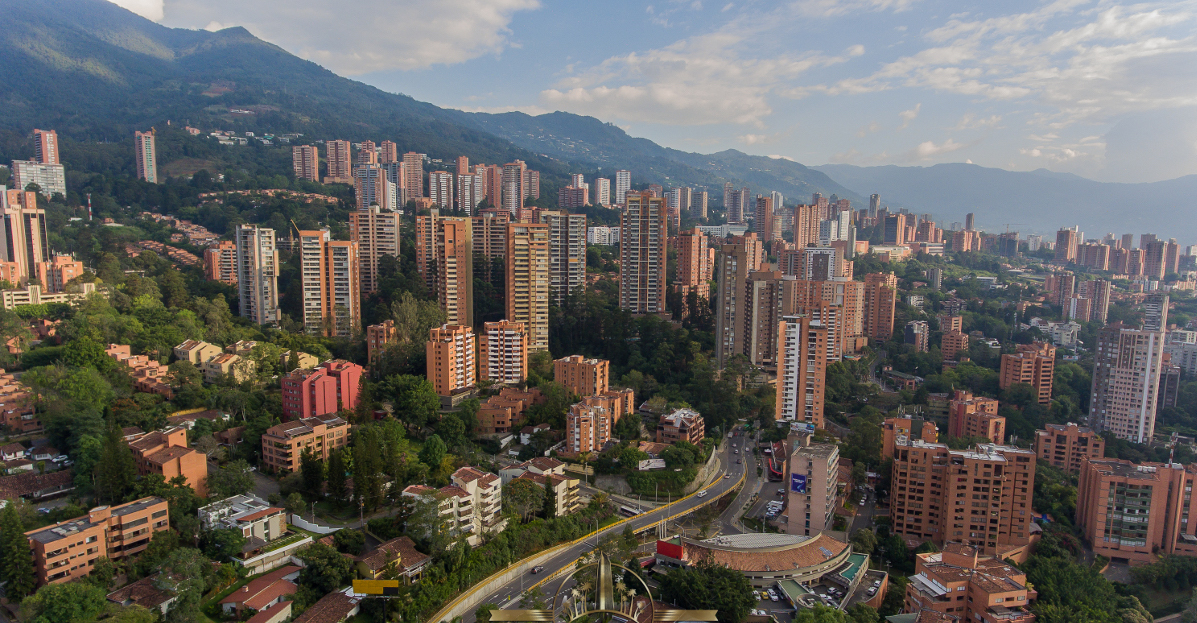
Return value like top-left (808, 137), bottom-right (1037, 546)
top-left (280, 360), bottom-right (364, 421)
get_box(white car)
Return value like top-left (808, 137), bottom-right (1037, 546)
top-left (697, 491), bottom-right (707, 498)
top-left (867, 587), bottom-right (878, 596)
top-left (768, 590), bottom-right (779, 602)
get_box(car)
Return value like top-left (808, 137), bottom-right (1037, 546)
top-left (51, 456), bottom-right (67, 463)
top-left (697, 491), bottom-right (707, 498)
top-left (867, 587), bottom-right (878, 596)
top-left (760, 591), bottom-right (770, 600)
top-left (37, 507), bottom-right (50, 514)
top-left (873, 580), bottom-right (882, 588)
top-left (724, 474), bottom-right (731, 479)
top-left (737, 459), bottom-right (742, 464)
top-left (768, 590), bottom-right (779, 602)
top-left (734, 450), bottom-right (739, 454)
top-left (531, 566), bottom-right (545, 574)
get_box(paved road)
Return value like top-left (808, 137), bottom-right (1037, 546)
top-left (718, 427), bottom-right (759, 533)
top-left (454, 435), bottom-right (747, 623)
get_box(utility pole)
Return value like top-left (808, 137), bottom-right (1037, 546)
top-left (359, 498), bottom-right (365, 528)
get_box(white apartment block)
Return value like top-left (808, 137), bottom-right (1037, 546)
top-left (11, 161), bottom-right (66, 198)
top-left (235, 225), bottom-right (281, 326)
top-left (614, 170), bottom-right (631, 206)
top-left (587, 226), bottom-right (620, 245)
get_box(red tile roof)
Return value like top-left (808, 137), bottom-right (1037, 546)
top-left (246, 601), bottom-right (292, 623)
top-left (237, 507), bottom-right (284, 523)
top-left (292, 590), bottom-right (359, 623)
top-left (220, 565), bottom-right (301, 609)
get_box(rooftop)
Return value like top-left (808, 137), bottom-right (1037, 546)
top-left (677, 532), bottom-right (849, 573)
top-left (792, 442), bottom-right (839, 459)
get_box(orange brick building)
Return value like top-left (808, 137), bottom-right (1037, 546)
top-left (882, 416), bottom-right (938, 459)
top-left (554, 355), bottom-right (609, 397)
top-left (426, 324), bottom-right (476, 398)
top-left (942, 331), bottom-right (969, 361)
top-left (890, 440), bottom-right (1035, 556)
top-left (999, 342), bottom-right (1056, 405)
top-left (0, 369), bottom-right (39, 433)
top-left (127, 427), bottom-right (209, 496)
top-left (1034, 422), bottom-right (1104, 473)
top-left (204, 240), bottom-right (237, 285)
top-left (366, 320), bottom-right (396, 364)
top-left (25, 497), bottom-right (170, 585)
top-left (260, 415), bottom-right (350, 474)
top-left (1076, 458), bottom-right (1197, 564)
top-left (863, 273), bottom-right (898, 341)
top-left (656, 409), bottom-right (704, 445)
top-left (476, 388), bottom-right (545, 435)
top-left (947, 390), bottom-right (1004, 444)
top-left (903, 543), bottom-right (1037, 623)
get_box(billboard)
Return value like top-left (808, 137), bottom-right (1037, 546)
top-left (791, 473), bottom-right (807, 494)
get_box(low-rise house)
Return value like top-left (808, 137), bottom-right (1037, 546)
top-left (30, 446), bottom-right (62, 462)
top-left (165, 409), bottom-right (230, 429)
top-left (354, 536), bottom-right (430, 582)
top-left (4, 459), bottom-right (34, 474)
top-left (127, 427), bottom-right (208, 496)
top-left (106, 575), bottom-right (178, 616)
top-left (0, 469), bottom-right (74, 501)
top-left (292, 588), bottom-right (361, 623)
top-left (499, 456), bottom-right (566, 484)
top-left (520, 423), bottom-right (550, 445)
top-left (247, 602), bottom-right (292, 623)
top-left (219, 565), bottom-right (300, 616)
top-left (202, 352), bottom-right (255, 384)
top-left (0, 442), bottom-right (26, 461)
top-left (173, 339), bottom-right (222, 365)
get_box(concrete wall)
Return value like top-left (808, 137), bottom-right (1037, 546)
top-left (289, 513), bottom-right (341, 534)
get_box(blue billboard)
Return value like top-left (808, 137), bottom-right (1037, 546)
top-left (791, 473), bottom-right (807, 494)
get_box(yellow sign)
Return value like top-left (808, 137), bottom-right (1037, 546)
top-left (353, 579), bottom-right (400, 596)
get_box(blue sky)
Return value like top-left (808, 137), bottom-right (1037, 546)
top-left (120, 0), bottom-right (1197, 183)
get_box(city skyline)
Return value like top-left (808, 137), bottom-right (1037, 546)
top-left (110, 0), bottom-right (1197, 184)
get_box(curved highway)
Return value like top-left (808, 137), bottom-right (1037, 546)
top-left (445, 430), bottom-right (749, 623)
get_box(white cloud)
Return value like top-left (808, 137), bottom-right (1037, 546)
top-left (905, 138), bottom-right (971, 160)
top-left (153, 0), bottom-right (540, 74)
top-left (108, 0), bottom-right (164, 20)
top-left (953, 113), bottom-right (1002, 130)
top-left (898, 103), bottom-right (920, 129)
top-left (788, 0), bottom-right (919, 18)
top-left (856, 121), bottom-right (881, 137)
top-left (540, 35), bottom-right (863, 126)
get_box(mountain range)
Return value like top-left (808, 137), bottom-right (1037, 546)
top-left (1, 0), bottom-right (1194, 240)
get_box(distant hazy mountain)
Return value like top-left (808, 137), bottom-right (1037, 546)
top-left (814, 163), bottom-right (1197, 241)
top-left (457, 110), bottom-right (864, 203)
top-left (0, 0), bottom-right (554, 171)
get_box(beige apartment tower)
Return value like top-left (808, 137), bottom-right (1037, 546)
top-left (863, 273), bottom-right (898, 341)
top-left (349, 205), bottom-right (401, 295)
top-left (619, 193), bottom-right (668, 314)
top-left (299, 229), bottom-right (361, 337)
top-left (437, 218), bottom-right (474, 327)
top-left (775, 314), bottom-right (828, 429)
top-left (1090, 322), bottom-right (1166, 444)
top-left (538, 210), bottom-right (587, 306)
top-left (292, 145), bottom-right (319, 181)
top-left (325, 140), bottom-right (352, 183)
top-left (506, 223), bottom-right (551, 352)
top-left (33, 129), bottom-right (59, 165)
top-left (134, 129), bottom-right (157, 183)
top-left (1034, 422), bottom-right (1105, 473)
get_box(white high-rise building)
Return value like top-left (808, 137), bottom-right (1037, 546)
top-left (615, 170), bottom-right (631, 206)
top-left (1090, 300), bottom-right (1167, 444)
top-left (770, 191), bottom-right (784, 213)
top-left (456, 171), bottom-right (483, 215)
top-left (594, 178), bottom-right (611, 207)
top-left (11, 161), bottom-right (66, 198)
top-left (429, 171), bottom-right (454, 210)
top-left (299, 229), bottom-right (361, 337)
top-left (775, 314), bottom-right (829, 430)
top-left (353, 165), bottom-right (397, 211)
top-left (539, 211), bottom-right (587, 306)
top-left (235, 225), bottom-right (281, 326)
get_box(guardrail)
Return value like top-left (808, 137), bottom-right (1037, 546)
top-left (430, 464), bottom-right (748, 623)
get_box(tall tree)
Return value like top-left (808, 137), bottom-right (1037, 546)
top-left (327, 448), bottom-right (348, 504)
top-left (354, 430), bottom-right (384, 512)
top-left (542, 479), bottom-right (557, 519)
top-left (94, 421), bottom-right (136, 503)
top-left (0, 503), bottom-right (36, 599)
top-left (300, 448), bottom-right (325, 498)
top-left (19, 582), bottom-right (108, 623)
top-left (419, 434), bottom-right (447, 471)
top-left (656, 558), bottom-right (756, 623)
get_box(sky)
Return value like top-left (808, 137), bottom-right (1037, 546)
top-left (114, 0), bottom-right (1197, 184)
